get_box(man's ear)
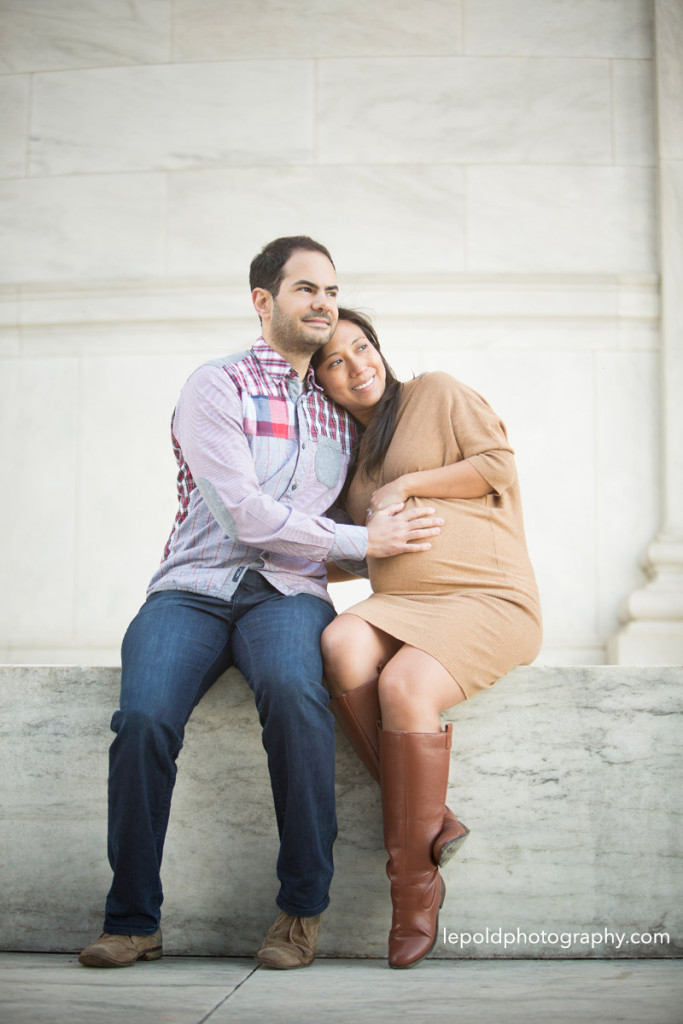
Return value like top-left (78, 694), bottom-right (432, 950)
top-left (252, 287), bottom-right (272, 322)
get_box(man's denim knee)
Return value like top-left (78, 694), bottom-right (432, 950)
top-left (110, 707), bottom-right (182, 761)
top-left (254, 666), bottom-right (330, 725)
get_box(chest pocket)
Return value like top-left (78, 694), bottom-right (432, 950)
top-left (315, 437), bottom-right (342, 488)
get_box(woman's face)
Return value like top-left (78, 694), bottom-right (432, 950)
top-left (315, 319), bottom-right (387, 425)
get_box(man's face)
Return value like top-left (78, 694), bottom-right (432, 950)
top-left (259, 250), bottom-right (339, 360)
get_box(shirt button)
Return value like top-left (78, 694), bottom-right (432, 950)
top-left (301, 443), bottom-right (306, 449)
top-left (292, 484), bottom-right (298, 491)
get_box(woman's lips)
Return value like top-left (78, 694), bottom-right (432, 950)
top-left (352, 374), bottom-right (376, 392)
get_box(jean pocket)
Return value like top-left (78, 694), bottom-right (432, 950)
top-left (315, 437), bottom-right (342, 488)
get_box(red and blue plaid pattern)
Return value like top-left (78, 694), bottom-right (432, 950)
top-left (242, 395), bottom-right (297, 440)
top-left (224, 339), bottom-right (354, 449)
top-left (164, 429), bottom-right (195, 559)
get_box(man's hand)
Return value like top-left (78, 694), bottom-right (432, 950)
top-left (366, 504), bottom-right (443, 558)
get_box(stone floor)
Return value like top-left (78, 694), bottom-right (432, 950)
top-left (1, 954), bottom-right (681, 1024)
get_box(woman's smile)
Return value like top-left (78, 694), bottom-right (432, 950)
top-left (316, 320), bottom-right (387, 425)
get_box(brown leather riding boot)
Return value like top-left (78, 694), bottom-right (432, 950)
top-left (379, 725), bottom-right (452, 969)
top-left (329, 677), bottom-right (382, 782)
top-left (330, 679), bottom-right (469, 865)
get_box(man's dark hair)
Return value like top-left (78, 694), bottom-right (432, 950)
top-left (249, 236), bottom-right (335, 296)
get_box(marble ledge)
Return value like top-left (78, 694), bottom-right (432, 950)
top-left (0, 275), bottom-right (660, 330)
top-left (0, 664), bottom-right (681, 958)
top-left (0, 644), bottom-right (613, 668)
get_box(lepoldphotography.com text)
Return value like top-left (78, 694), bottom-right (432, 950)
top-left (441, 926), bottom-right (671, 952)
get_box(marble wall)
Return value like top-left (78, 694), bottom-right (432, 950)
top-left (1, 664), bottom-right (680, 957)
top-left (0, 0), bottom-right (660, 664)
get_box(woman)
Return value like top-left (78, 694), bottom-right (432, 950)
top-left (313, 308), bottom-right (542, 969)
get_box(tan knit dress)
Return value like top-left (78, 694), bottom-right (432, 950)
top-left (343, 372), bottom-right (542, 698)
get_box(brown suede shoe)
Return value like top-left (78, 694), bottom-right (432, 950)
top-left (78, 929), bottom-right (163, 968)
top-left (256, 912), bottom-right (322, 969)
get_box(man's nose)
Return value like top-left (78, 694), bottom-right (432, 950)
top-left (312, 290), bottom-right (335, 312)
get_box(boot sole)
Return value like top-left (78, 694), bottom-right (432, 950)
top-left (255, 954), bottom-right (315, 970)
top-left (389, 876), bottom-right (446, 970)
top-left (436, 827), bottom-right (470, 868)
top-left (78, 947), bottom-right (162, 968)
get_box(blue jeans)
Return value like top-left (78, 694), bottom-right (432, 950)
top-left (103, 572), bottom-right (337, 935)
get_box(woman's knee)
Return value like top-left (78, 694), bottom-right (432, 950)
top-left (320, 616), bottom-right (383, 695)
top-left (377, 650), bottom-right (466, 731)
top-left (320, 616), bottom-right (353, 670)
top-left (377, 663), bottom-right (413, 715)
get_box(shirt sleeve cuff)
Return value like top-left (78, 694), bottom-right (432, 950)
top-left (329, 523), bottom-right (368, 562)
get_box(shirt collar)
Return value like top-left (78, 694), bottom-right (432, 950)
top-left (253, 337), bottom-right (321, 393)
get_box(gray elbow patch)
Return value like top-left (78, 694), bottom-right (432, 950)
top-left (197, 477), bottom-right (238, 540)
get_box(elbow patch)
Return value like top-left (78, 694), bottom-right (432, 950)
top-left (197, 477), bottom-right (239, 540)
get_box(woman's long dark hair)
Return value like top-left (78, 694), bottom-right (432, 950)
top-left (312, 307), bottom-right (403, 482)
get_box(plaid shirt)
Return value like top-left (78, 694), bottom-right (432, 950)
top-left (147, 338), bottom-right (366, 604)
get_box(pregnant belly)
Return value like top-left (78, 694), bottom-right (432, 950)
top-left (366, 497), bottom-right (527, 597)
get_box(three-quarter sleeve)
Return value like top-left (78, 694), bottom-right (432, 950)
top-left (435, 371), bottom-right (518, 494)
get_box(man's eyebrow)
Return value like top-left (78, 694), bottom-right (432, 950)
top-left (293, 279), bottom-right (339, 292)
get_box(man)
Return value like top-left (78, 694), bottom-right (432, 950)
top-left (79, 236), bottom-right (440, 970)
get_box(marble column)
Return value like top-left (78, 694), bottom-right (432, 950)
top-left (610, 0), bottom-right (683, 663)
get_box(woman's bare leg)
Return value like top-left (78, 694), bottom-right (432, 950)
top-left (321, 613), bottom-right (402, 696)
top-left (325, 623), bottom-right (471, 870)
top-left (378, 646), bottom-right (466, 732)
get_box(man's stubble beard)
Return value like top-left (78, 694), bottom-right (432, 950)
top-left (270, 301), bottom-right (334, 361)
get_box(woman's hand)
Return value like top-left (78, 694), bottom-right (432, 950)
top-left (366, 504), bottom-right (443, 558)
top-left (368, 477), bottom-right (409, 512)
